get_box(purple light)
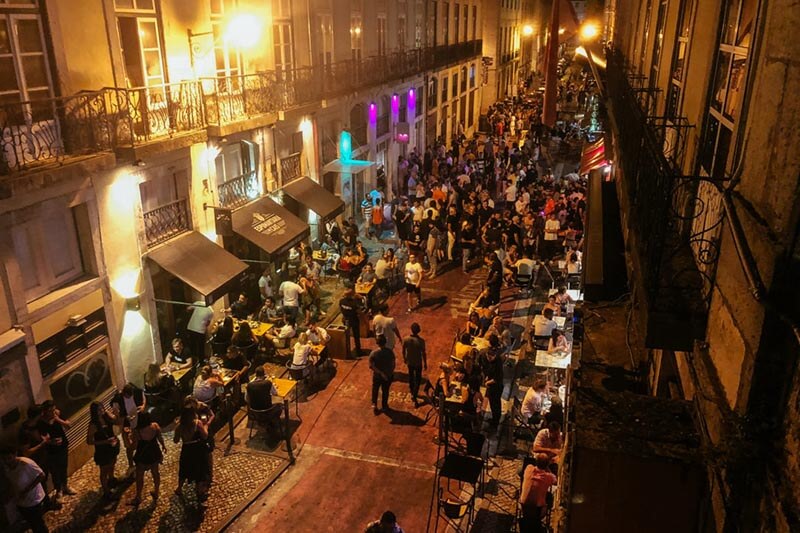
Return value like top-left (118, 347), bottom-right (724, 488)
top-left (369, 102), bottom-right (377, 125)
top-left (408, 88), bottom-right (416, 111)
top-left (391, 94), bottom-right (399, 115)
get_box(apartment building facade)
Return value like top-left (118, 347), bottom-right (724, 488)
top-left (603, 0), bottom-right (800, 530)
top-left (480, 0), bottom-right (522, 110)
top-left (0, 0), bottom-right (486, 483)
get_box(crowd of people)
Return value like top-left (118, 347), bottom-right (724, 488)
top-left (2, 72), bottom-right (589, 532)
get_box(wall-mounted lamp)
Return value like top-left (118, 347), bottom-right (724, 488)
top-left (368, 102), bottom-right (377, 126)
top-left (125, 295), bottom-right (141, 311)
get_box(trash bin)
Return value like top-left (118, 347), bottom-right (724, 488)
top-left (326, 324), bottom-right (350, 359)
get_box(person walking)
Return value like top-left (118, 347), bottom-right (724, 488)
top-left (174, 406), bottom-right (211, 505)
top-left (129, 412), bottom-right (166, 506)
top-left (402, 322), bottom-right (428, 407)
top-left (369, 335), bottom-right (396, 414)
top-left (365, 510), bottom-right (405, 533)
top-left (371, 304), bottom-right (403, 352)
top-left (339, 287), bottom-right (365, 357)
top-left (404, 253), bottom-right (424, 312)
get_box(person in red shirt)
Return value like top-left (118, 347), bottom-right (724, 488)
top-left (519, 454), bottom-right (557, 532)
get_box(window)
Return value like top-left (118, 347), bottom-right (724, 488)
top-left (638, 0), bottom-right (653, 75)
top-left (12, 204), bottom-right (87, 302)
top-left (377, 14), bottom-right (387, 56)
top-left (462, 4), bottom-right (468, 40)
top-left (666, 0), bottom-right (695, 119)
top-left (318, 14), bottom-right (333, 68)
top-left (648, 0), bottom-right (667, 92)
top-left (415, 0), bottom-right (423, 48)
top-left (460, 66), bottom-right (467, 93)
top-left (214, 141), bottom-right (259, 186)
top-left (351, 14), bottom-right (362, 61)
top-left (468, 90), bottom-right (474, 127)
top-left (211, 0), bottom-right (241, 81)
top-left (116, 0), bottom-right (164, 89)
top-left (274, 0), bottom-right (291, 18)
top-left (139, 169), bottom-right (188, 214)
top-left (429, 0), bottom-right (437, 46)
top-left (440, 75), bottom-right (448, 104)
top-left (471, 5), bottom-right (477, 40)
top-left (699, 0), bottom-right (756, 179)
top-left (469, 63), bottom-right (476, 88)
top-left (443, 1), bottom-right (449, 45)
top-left (0, 13), bottom-right (52, 106)
top-left (427, 76), bottom-right (437, 108)
top-left (454, 3), bottom-right (459, 43)
top-left (452, 72), bottom-right (458, 98)
top-left (273, 22), bottom-right (294, 76)
top-left (398, 12), bottom-right (407, 50)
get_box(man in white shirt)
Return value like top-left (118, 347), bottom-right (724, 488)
top-left (258, 268), bottom-right (273, 301)
top-left (532, 308), bottom-right (558, 338)
top-left (306, 319), bottom-right (330, 345)
top-left (279, 279), bottom-right (305, 323)
top-left (371, 304), bottom-right (403, 351)
top-left (1, 449), bottom-right (48, 532)
top-left (404, 253), bottom-right (424, 312)
top-left (186, 301), bottom-right (214, 364)
top-left (264, 318), bottom-right (297, 348)
top-left (543, 212), bottom-right (561, 260)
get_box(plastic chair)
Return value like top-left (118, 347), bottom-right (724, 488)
top-left (514, 272), bottom-right (533, 296)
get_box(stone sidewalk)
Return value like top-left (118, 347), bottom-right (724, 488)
top-left (43, 431), bottom-right (286, 533)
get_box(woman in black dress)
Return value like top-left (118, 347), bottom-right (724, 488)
top-left (86, 401), bottom-right (120, 499)
top-left (173, 405), bottom-right (211, 504)
top-left (130, 411), bottom-right (166, 506)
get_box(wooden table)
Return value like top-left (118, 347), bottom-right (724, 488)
top-left (534, 350), bottom-right (572, 369)
top-left (164, 365), bottom-right (191, 385)
top-left (273, 377), bottom-right (299, 416)
top-left (312, 250), bottom-right (329, 262)
top-left (444, 381), bottom-right (469, 406)
top-left (355, 281), bottom-right (376, 296)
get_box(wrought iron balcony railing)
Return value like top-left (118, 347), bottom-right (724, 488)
top-left (0, 91), bottom-right (112, 175)
top-left (280, 153), bottom-right (301, 183)
top-left (606, 47), bottom-right (715, 345)
top-left (142, 197), bottom-right (191, 247)
top-left (202, 73), bottom-right (284, 127)
top-left (106, 81), bottom-right (205, 146)
top-left (217, 171), bottom-right (261, 209)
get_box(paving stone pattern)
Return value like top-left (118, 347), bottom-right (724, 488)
top-left (44, 431), bottom-right (284, 533)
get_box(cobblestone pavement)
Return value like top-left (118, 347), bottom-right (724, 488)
top-left (471, 456), bottom-right (524, 532)
top-left (44, 431), bottom-right (285, 533)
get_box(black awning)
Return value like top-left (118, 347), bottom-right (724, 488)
top-left (232, 196), bottom-right (310, 256)
top-left (147, 231), bottom-right (248, 305)
top-left (280, 176), bottom-right (345, 220)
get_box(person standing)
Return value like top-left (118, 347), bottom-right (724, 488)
top-left (110, 383), bottom-right (146, 477)
top-left (485, 251), bottom-right (504, 305)
top-left (460, 218), bottom-right (477, 273)
top-left (339, 287), bottom-right (365, 357)
top-left (402, 323), bottom-right (428, 407)
top-left (426, 225), bottom-right (442, 279)
top-left (543, 212), bottom-right (561, 260)
top-left (174, 406), bottom-right (211, 504)
top-left (369, 335), bottom-right (396, 414)
top-left (0, 448), bottom-right (49, 533)
top-left (185, 301), bottom-right (214, 365)
top-left (86, 401), bottom-right (120, 500)
top-left (404, 253), bottom-right (424, 312)
top-left (371, 304), bottom-right (403, 352)
top-left (129, 412), bottom-right (166, 506)
top-left (37, 401), bottom-right (74, 498)
top-left (278, 278), bottom-right (305, 324)
top-left (480, 335), bottom-right (505, 428)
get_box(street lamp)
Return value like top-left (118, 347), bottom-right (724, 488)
top-left (522, 24), bottom-right (534, 37)
top-left (188, 12), bottom-right (262, 71)
top-left (580, 22), bottom-right (600, 41)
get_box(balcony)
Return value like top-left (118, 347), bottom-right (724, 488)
top-left (106, 81), bottom-right (207, 158)
top-left (280, 153), bottom-right (301, 184)
top-left (606, 48), bottom-right (713, 351)
top-left (218, 171), bottom-right (261, 209)
top-left (202, 73), bottom-right (284, 136)
top-left (142, 198), bottom-right (191, 248)
top-left (0, 91), bottom-right (112, 176)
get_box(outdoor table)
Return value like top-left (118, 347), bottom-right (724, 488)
top-left (355, 281), bottom-right (376, 296)
top-left (444, 381), bottom-right (469, 406)
top-left (535, 350), bottom-right (572, 369)
top-left (273, 377), bottom-right (299, 416)
top-left (312, 250), bottom-right (329, 263)
top-left (554, 316), bottom-right (567, 329)
top-left (471, 336), bottom-right (490, 354)
top-left (439, 452), bottom-right (484, 485)
top-left (163, 364), bottom-right (192, 388)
